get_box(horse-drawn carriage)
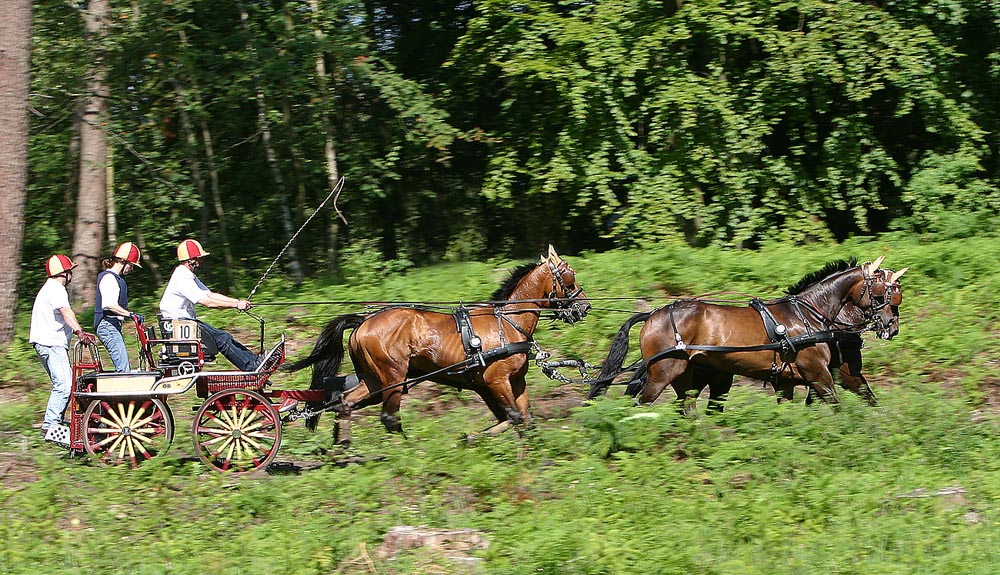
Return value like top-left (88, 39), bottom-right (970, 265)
top-left (42, 246), bottom-right (907, 474)
top-left (44, 246), bottom-right (590, 473)
top-left (45, 314), bottom-right (323, 473)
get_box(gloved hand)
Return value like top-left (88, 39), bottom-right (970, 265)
top-left (75, 330), bottom-right (97, 345)
top-left (130, 312), bottom-right (145, 326)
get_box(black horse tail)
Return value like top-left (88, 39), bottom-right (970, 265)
top-left (284, 312), bottom-right (367, 431)
top-left (586, 311), bottom-right (652, 399)
top-left (623, 363), bottom-right (650, 397)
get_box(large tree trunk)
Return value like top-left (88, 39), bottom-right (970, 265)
top-left (0, 0), bottom-right (32, 345)
top-left (71, 0), bottom-right (111, 309)
top-left (309, 0), bottom-right (342, 277)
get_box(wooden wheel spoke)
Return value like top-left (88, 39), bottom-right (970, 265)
top-left (199, 411), bottom-right (232, 431)
top-left (129, 430), bottom-right (155, 445)
top-left (87, 427), bottom-right (123, 436)
top-left (131, 410), bottom-right (161, 429)
top-left (90, 433), bottom-right (120, 449)
top-left (96, 415), bottom-right (125, 430)
top-left (126, 435), bottom-right (137, 467)
top-left (238, 407), bottom-right (262, 429)
top-left (222, 441), bottom-right (237, 469)
top-left (238, 419), bottom-right (270, 435)
top-left (211, 436), bottom-right (236, 459)
top-left (115, 432), bottom-right (129, 462)
top-left (104, 405), bottom-right (127, 428)
top-left (132, 437), bottom-right (152, 460)
top-left (124, 401), bottom-right (137, 425)
top-left (238, 434), bottom-right (271, 454)
top-left (132, 425), bottom-right (163, 436)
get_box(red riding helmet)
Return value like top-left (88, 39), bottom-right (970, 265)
top-left (177, 239), bottom-right (211, 262)
top-left (113, 242), bottom-right (142, 268)
top-left (45, 254), bottom-right (78, 277)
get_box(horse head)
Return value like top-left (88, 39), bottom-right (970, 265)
top-left (851, 257), bottom-right (907, 339)
top-left (870, 265), bottom-right (906, 339)
top-left (542, 245), bottom-right (591, 324)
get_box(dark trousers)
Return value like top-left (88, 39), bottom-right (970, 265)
top-left (197, 320), bottom-right (259, 371)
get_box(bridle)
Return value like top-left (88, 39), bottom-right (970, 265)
top-left (546, 260), bottom-right (589, 324)
top-left (854, 266), bottom-right (902, 335)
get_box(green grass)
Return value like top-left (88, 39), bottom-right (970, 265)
top-left (2, 233), bottom-right (1000, 574)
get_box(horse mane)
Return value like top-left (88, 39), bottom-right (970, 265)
top-left (491, 262), bottom-right (539, 301)
top-left (784, 257), bottom-right (858, 295)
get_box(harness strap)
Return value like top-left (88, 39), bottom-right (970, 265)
top-left (453, 305), bottom-right (484, 365)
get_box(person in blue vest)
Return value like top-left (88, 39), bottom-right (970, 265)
top-left (94, 242), bottom-right (144, 372)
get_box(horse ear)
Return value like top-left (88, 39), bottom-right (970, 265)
top-left (890, 267), bottom-right (908, 283)
top-left (548, 244), bottom-right (561, 262)
top-left (867, 255), bottom-right (885, 274)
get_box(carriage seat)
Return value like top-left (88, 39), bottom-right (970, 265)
top-left (156, 315), bottom-right (218, 367)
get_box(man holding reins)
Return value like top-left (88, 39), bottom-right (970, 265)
top-left (158, 239), bottom-right (261, 372)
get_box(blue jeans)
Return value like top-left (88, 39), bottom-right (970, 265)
top-left (34, 344), bottom-right (73, 429)
top-left (97, 319), bottom-right (131, 372)
top-left (198, 321), bottom-right (260, 371)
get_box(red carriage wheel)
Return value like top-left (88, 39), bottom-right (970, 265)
top-left (82, 397), bottom-right (174, 468)
top-left (192, 389), bottom-right (282, 473)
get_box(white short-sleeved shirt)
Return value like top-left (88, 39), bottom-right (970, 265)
top-left (98, 272), bottom-right (124, 314)
top-left (29, 278), bottom-right (73, 348)
top-left (159, 265), bottom-right (211, 320)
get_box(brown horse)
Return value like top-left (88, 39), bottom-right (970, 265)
top-left (591, 257), bottom-right (906, 410)
top-left (285, 246), bottom-right (590, 433)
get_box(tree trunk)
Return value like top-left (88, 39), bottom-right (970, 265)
top-left (71, 0), bottom-right (111, 309)
top-left (237, 0), bottom-right (303, 286)
top-left (0, 0), bottom-right (32, 345)
top-left (200, 116), bottom-right (236, 289)
top-left (106, 145), bottom-right (116, 246)
top-left (176, 28), bottom-right (236, 289)
top-left (309, 0), bottom-right (342, 277)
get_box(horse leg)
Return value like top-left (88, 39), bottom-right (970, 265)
top-left (475, 386), bottom-right (516, 424)
top-left (379, 388), bottom-right (405, 434)
top-left (799, 365), bottom-right (840, 406)
top-left (775, 382), bottom-right (796, 403)
top-left (700, 366), bottom-right (734, 414)
top-left (479, 373), bottom-right (530, 426)
top-left (835, 361), bottom-right (877, 405)
top-left (638, 356), bottom-right (689, 406)
top-left (830, 339), bottom-right (877, 405)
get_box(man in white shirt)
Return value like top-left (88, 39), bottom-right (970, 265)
top-left (158, 239), bottom-right (259, 371)
top-left (29, 255), bottom-right (96, 432)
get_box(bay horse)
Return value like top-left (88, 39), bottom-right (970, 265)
top-left (285, 246), bottom-right (590, 433)
top-left (674, 261), bottom-right (908, 410)
top-left (591, 257), bottom-right (906, 410)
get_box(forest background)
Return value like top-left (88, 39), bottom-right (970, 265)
top-left (2, 0), bottom-right (1000, 338)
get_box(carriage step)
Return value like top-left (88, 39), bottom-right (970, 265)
top-left (44, 424), bottom-right (71, 446)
